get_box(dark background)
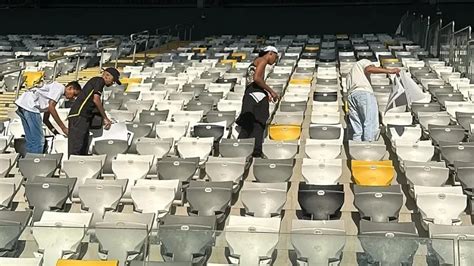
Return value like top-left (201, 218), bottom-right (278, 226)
top-left (0, 0), bottom-right (472, 38)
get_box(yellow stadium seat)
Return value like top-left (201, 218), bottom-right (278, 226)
top-left (352, 161), bottom-right (394, 186)
top-left (351, 160), bottom-right (393, 167)
top-left (56, 260), bottom-right (118, 266)
top-left (304, 46), bottom-right (320, 52)
top-left (269, 124), bottom-right (301, 141)
top-left (380, 58), bottom-right (399, 66)
top-left (192, 47), bottom-right (207, 53)
top-left (23, 71), bottom-right (44, 88)
top-left (231, 52), bottom-right (247, 60)
top-left (289, 78), bottom-right (312, 85)
top-left (220, 59), bottom-right (237, 68)
top-left (121, 78), bottom-right (142, 91)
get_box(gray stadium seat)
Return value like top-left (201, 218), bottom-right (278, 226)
top-left (219, 138), bottom-right (255, 158)
top-left (262, 140), bottom-right (298, 159)
top-left (241, 182), bottom-right (287, 217)
top-left (298, 184), bottom-right (344, 220)
top-left (93, 139), bottom-right (129, 174)
top-left (78, 181), bottom-right (125, 224)
top-left (253, 158), bottom-right (294, 183)
top-left (0, 211), bottom-right (31, 257)
top-left (186, 181), bottom-right (233, 222)
top-left (354, 185), bottom-right (403, 222)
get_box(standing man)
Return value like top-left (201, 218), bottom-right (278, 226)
top-left (15, 81), bottom-right (82, 154)
top-left (346, 59), bottom-right (400, 141)
top-left (67, 67), bottom-right (120, 156)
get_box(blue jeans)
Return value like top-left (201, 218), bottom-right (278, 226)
top-left (348, 90), bottom-right (379, 141)
top-left (16, 107), bottom-right (44, 154)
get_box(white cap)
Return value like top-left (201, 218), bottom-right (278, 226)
top-left (262, 46), bottom-right (278, 54)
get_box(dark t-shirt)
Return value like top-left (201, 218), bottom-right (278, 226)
top-left (68, 77), bottom-right (105, 119)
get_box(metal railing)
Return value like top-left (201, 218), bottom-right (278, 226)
top-left (467, 40), bottom-right (474, 81)
top-left (452, 26), bottom-right (471, 74)
top-left (96, 37), bottom-right (121, 71)
top-left (47, 44), bottom-right (83, 81)
top-left (130, 30), bottom-right (150, 64)
top-left (0, 58), bottom-right (26, 99)
top-left (427, 18), bottom-right (443, 57)
top-left (439, 21), bottom-right (455, 64)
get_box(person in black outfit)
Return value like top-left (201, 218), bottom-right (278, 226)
top-left (236, 46), bottom-right (279, 157)
top-left (67, 67), bottom-right (120, 156)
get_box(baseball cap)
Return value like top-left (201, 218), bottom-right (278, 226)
top-left (262, 46), bottom-right (279, 54)
top-left (103, 67), bottom-right (122, 85)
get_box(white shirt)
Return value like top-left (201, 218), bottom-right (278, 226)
top-left (347, 59), bottom-right (374, 94)
top-left (15, 82), bottom-right (65, 113)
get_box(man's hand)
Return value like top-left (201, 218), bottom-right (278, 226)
top-left (104, 118), bottom-right (112, 130)
top-left (269, 90), bottom-right (279, 103)
top-left (389, 68), bottom-right (401, 75)
top-left (60, 126), bottom-right (69, 136)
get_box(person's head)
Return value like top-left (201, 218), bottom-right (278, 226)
top-left (258, 46), bottom-right (279, 65)
top-left (64, 81), bottom-right (82, 100)
top-left (102, 67), bottom-right (122, 87)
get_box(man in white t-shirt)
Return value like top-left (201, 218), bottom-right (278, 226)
top-left (15, 81), bottom-right (81, 153)
top-left (347, 59), bottom-right (400, 141)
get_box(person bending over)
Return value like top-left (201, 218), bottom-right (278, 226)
top-left (15, 81), bottom-right (81, 153)
top-left (347, 59), bottom-right (400, 141)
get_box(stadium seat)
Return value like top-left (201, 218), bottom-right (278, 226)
top-left (291, 219), bottom-right (345, 265)
top-left (78, 181), bottom-right (125, 224)
top-left (352, 160), bottom-right (394, 186)
top-left (414, 185), bottom-right (466, 226)
top-left (455, 111), bottom-right (474, 130)
top-left (156, 122), bottom-right (188, 140)
top-left (395, 140), bottom-right (434, 162)
top-left (241, 182), bottom-right (287, 217)
top-left (186, 180), bottom-right (233, 222)
top-left (0, 258), bottom-right (42, 266)
top-left (0, 135), bottom-right (13, 153)
top-left (125, 123), bottom-right (154, 153)
top-left (0, 175), bottom-right (22, 209)
top-left (417, 111), bottom-right (451, 130)
top-left (253, 158), bottom-right (294, 183)
top-left (304, 139), bottom-right (342, 159)
top-left (429, 224), bottom-right (474, 265)
top-left (404, 162), bottom-right (449, 187)
top-left (96, 213), bottom-right (155, 266)
top-left (0, 211), bottom-right (31, 257)
top-left (309, 124), bottom-right (343, 142)
top-left (177, 137), bottom-right (213, 161)
top-left (428, 125), bottom-right (466, 145)
top-left (131, 179), bottom-right (178, 219)
top-left (268, 124), bottom-right (301, 141)
top-left (192, 123), bottom-right (225, 141)
top-left (359, 220), bottom-right (419, 265)
top-left (172, 110), bottom-right (204, 124)
top-left (93, 139), bottom-right (129, 174)
top-left (56, 260), bottom-right (118, 266)
top-left (387, 125), bottom-right (422, 143)
top-left (348, 140), bottom-right (387, 161)
top-left (112, 154), bottom-right (153, 182)
top-left (23, 71), bottom-right (44, 87)
top-left (440, 142), bottom-right (474, 165)
top-left (63, 159), bottom-right (102, 197)
top-left (25, 177), bottom-right (76, 221)
top-left (139, 110), bottom-right (169, 124)
top-left (159, 215), bottom-right (216, 264)
top-left (219, 138), bottom-right (255, 158)
top-left (353, 185), bottom-right (403, 222)
top-left (205, 110), bottom-right (236, 128)
top-left (262, 140), bottom-right (298, 159)
top-left (273, 111), bottom-right (304, 125)
top-left (32, 212), bottom-right (93, 266)
top-left (205, 157), bottom-right (246, 184)
top-left (225, 216), bottom-right (280, 265)
top-left (136, 137), bottom-right (173, 159)
top-left (298, 183), bottom-right (344, 220)
top-left (19, 157), bottom-right (57, 180)
top-left (301, 158), bottom-right (342, 185)
top-left (0, 153), bottom-right (18, 177)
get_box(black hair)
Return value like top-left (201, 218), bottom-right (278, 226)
top-left (258, 50), bottom-right (270, 57)
top-left (66, 81), bottom-right (81, 91)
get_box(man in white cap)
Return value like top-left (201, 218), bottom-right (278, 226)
top-left (236, 46), bottom-right (279, 157)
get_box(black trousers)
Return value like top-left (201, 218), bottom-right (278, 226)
top-left (68, 116), bottom-right (91, 156)
top-left (238, 118), bottom-right (265, 157)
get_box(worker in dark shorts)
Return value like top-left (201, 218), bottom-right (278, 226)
top-left (236, 46), bottom-right (279, 157)
top-left (67, 67), bottom-right (120, 156)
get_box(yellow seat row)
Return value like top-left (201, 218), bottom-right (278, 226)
top-left (192, 47), bottom-right (207, 53)
top-left (23, 71), bottom-right (44, 88)
top-left (121, 78), bottom-right (142, 91)
top-left (56, 260), bottom-right (118, 266)
top-left (351, 160), bottom-right (394, 186)
top-left (289, 78), bottom-right (312, 85)
top-left (269, 124), bottom-right (301, 141)
top-left (220, 59), bottom-right (237, 68)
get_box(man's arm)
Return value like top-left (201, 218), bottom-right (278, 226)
top-left (92, 94), bottom-right (112, 129)
top-left (365, 65), bottom-right (400, 75)
top-left (46, 100), bottom-right (68, 135)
